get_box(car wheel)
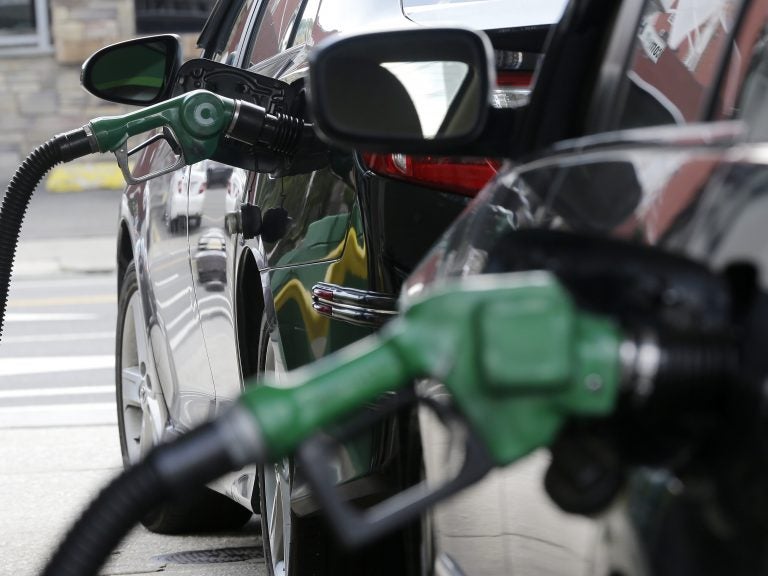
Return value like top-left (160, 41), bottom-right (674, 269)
top-left (116, 261), bottom-right (252, 533)
top-left (256, 313), bottom-right (296, 576)
top-left (255, 313), bottom-right (410, 576)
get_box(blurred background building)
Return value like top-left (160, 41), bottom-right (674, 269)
top-left (0, 0), bottom-right (213, 186)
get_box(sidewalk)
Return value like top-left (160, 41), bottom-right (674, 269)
top-left (13, 235), bottom-right (116, 278)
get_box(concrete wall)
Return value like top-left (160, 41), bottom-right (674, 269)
top-left (0, 0), bottom-right (199, 187)
top-left (53, 0), bottom-right (136, 65)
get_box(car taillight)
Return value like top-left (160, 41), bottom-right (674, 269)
top-left (198, 182), bottom-right (206, 194)
top-left (360, 67), bottom-right (525, 198)
top-left (492, 70), bottom-right (534, 109)
top-left (362, 153), bottom-right (501, 198)
top-left (361, 55), bottom-right (536, 198)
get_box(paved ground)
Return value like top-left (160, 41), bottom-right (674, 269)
top-left (1, 185), bottom-right (265, 576)
top-left (0, 424), bottom-right (264, 576)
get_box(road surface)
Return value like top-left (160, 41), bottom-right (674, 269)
top-left (0, 185), bottom-right (264, 576)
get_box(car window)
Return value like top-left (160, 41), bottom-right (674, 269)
top-left (247, 0), bottom-right (305, 66)
top-left (613, 0), bottom-right (741, 129)
top-left (402, 0), bottom-right (565, 31)
top-left (213, 0), bottom-right (258, 64)
top-left (290, 0), bottom-right (321, 47)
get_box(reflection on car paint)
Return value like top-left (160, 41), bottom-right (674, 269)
top-left (271, 210), bottom-right (368, 364)
top-left (189, 162), bottom-right (244, 399)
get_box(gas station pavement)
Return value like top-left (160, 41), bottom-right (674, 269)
top-left (0, 424), bottom-right (264, 576)
top-left (0, 185), bottom-right (265, 576)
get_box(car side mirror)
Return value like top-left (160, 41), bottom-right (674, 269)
top-left (81, 34), bottom-right (182, 106)
top-left (309, 28), bottom-right (494, 154)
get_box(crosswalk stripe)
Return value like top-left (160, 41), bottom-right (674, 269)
top-left (1, 331), bottom-right (113, 344)
top-left (0, 403), bottom-right (117, 428)
top-left (0, 356), bottom-right (114, 376)
top-left (6, 313), bottom-right (98, 322)
top-left (8, 294), bottom-right (116, 307)
top-left (0, 385), bottom-right (113, 399)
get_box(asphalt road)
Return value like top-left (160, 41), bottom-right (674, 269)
top-left (0, 185), bottom-right (264, 576)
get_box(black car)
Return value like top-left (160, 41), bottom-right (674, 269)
top-left (308, 0), bottom-right (768, 574)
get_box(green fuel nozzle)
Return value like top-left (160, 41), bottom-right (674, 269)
top-left (39, 271), bottom-right (742, 576)
top-left (86, 89), bottom-right (301, 184)
top-left (242, 271), bottom-right (623, 465)
top-left (1, 88), bottom-right (304, 341)
top-left (89, 90), bottom-right (235, 154)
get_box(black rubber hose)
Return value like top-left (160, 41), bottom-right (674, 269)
top-left (0, 128), bottom-right (94, 340)
top-left (40, 412), bottom-right (262, 576)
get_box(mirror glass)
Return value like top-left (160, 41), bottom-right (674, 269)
top-left (318, 36), bottom-right (486, 142)
top-left (379, 61), bottom-right (471, 138)
top-left (86, 40), bottom-right (170, 104)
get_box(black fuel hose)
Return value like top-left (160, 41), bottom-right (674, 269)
top-left (0, 129), bottom-right (95, 340)
top-left (40, 406), bottom-right (264, 576)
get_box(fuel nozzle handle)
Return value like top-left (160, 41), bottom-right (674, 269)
top-left (85, 90), bottom-right (304, 184)
top-left (239, 271), bottom-right (625, 466)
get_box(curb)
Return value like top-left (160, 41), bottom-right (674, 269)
top-left (13, 236), bottom-right (116, 278)
top-left (46, 161), bottom-right (126, 193)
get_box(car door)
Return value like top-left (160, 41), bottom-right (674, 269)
top-left (202, 0), bottom-right (370, 414)
top-left (125, 0), bottom-right (258, 434)
top-left (186, 0), bottom-right (265, 405)
top-left (241, 0), bottom-right (374, 377)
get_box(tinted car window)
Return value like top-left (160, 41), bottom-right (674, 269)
top-left (290, 0), bottom-right (320, 47)
top-left (248, 0), bottom-right (304, 65)
top-left (214, 0), bottom-right (258, 63)
top-left (614, 0), bottom-right (741, 129)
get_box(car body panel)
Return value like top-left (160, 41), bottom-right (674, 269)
top-left (122, 149), bottom-right (218, 437)
top-left (117, 0), bottom-right (564, 518)
top-left (400, 0), bottom-right (768, 573)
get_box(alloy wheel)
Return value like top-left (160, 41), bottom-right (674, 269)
top-left (119, 290), bottom-right (162, 464)
top-left (260, 319), bottom-right (292, 576)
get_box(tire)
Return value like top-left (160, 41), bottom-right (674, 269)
top-left (116, 261), bottom-right (252, 534)
top-left (254, 313), bottom-right (411, 576)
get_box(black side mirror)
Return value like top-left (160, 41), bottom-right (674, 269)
top-left (81, 34), bottom-right (182, 106)
top-left (309, 28), bottom-right (494, 154)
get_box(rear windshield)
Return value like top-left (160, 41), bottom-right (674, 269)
top-left (613, 0), bottom-right (741, 129)
top-left (402, 0), bottom-right (566, 31)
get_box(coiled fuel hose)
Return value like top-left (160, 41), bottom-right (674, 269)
top-left (0, 129), bottom-right (96, 338)
top-left (0, 89), bottom-right (303, 341)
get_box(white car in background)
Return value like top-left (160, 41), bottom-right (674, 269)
top-left (165, 163), bottom-right (206, 232)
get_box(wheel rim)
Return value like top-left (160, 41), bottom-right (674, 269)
top-left (120, 291), bottom-right (157, 464)
top-left (262, 325), bottom-right (291, 576)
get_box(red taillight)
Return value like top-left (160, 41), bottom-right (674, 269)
top-left (360, 68), bottom-right (530, 197)
top-left (362, 153), bottom-right (501, 197)
top-left (197, 182), bottom-right (206, 194)
top-left (497, 71), bottom-right (533, 87)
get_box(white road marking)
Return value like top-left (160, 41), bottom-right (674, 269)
top-left (6, 313), bottom-right (98, 322)
top-left (0, 385), bottom-right (113, 399)
top-left (9, 276), bottom-right (115, 289)
top-left (1, 331), bottom-right (113, 344)
top-left (0, 402), bottom-right (117, 428)
top-left (0, 355), bottom-right (114, 376)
